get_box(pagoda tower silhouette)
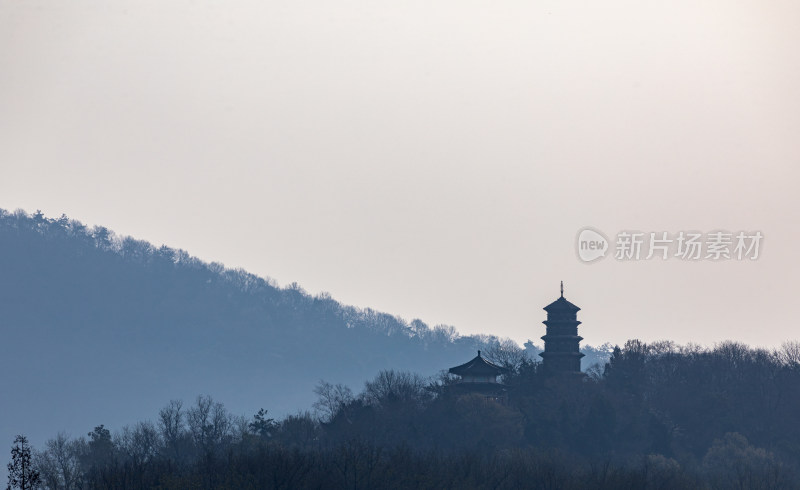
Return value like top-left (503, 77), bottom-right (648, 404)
top-left (539, 282), bottom-right (585, 373)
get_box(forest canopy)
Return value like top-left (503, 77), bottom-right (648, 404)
top-left (11, 339), bottom-right (800, 489)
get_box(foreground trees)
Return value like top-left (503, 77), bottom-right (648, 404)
top-left (9, 340), bottom-right (800, 488)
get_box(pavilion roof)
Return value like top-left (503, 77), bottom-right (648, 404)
top-left (449, 351), bottom-right (509, 376)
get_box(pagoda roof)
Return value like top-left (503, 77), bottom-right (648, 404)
top-left (543, 295), bottom-right (580, 312)
top-left (449, 351), bottom-right (509, 376)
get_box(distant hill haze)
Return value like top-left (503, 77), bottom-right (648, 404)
top-left (0, 209), bottom-right (609, 460)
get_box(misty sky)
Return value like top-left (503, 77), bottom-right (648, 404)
top-left (1, 0), bottom-right (798, 348)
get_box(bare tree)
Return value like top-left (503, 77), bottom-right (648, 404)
top-left (778, 341), bottom-right (800, 368)
top-left (431, 325), bottom-right (458, 343)
top-left (362, 370), bottom-right (430, 409)
top-left (186, 395), bottom-right (231, 454)
top-left (158, 400), bottom-right (184, 460)
top-left (116, 422), bottom-right (160, 466)
top-left (313, 381), bottom-right (354, 423)
top-left (33, 433), bottom-right (83, 490)
top-left (484, 338), bottom-right (527, 370)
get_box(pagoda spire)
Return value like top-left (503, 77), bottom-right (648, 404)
top-left (560, 281), bottom-right (564, 298)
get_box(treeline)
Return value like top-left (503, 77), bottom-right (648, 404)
top-left (13, 340), bottom-right (800, 489)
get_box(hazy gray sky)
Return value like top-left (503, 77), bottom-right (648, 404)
top-left (1, 0), bottom-right (798, 348)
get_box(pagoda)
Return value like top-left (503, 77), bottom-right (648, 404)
top-left (539, 282), bottom-right (585, 373)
